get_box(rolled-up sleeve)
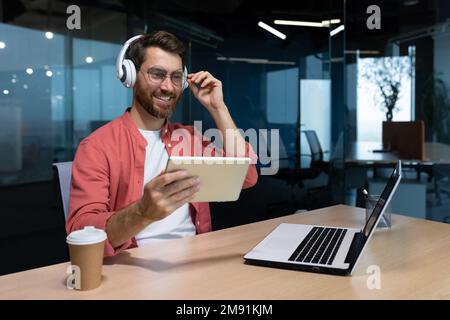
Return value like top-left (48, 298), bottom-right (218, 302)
top-left (65, 139), bottom-right (134, 257)
top-left (239, 142), bottom-right (258, 189)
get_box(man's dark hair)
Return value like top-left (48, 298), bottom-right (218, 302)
top-left (126, 31), bottom-right (185, 71)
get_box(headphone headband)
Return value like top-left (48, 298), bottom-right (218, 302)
top-left (116, 34), bottom-right (188, 90)
top-left (115, 35), bottom-right (143, 82)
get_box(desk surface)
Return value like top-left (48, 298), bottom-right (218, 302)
top-left (1, 205), bottom-right (450, 299)
top-left (347, 141), bottom-right (450, 164)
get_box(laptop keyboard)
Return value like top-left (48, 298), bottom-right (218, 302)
top-left (288, 227), bottom-right (347, 265)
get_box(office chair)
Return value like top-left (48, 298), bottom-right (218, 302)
top-left (300, 130), bottom-right (332, 209)
top-left (382, 121), bottom-right (425, 161)
top-left (274, 131), bottom-right (327, 183)
top-left (426, 164), bottom-right (450, 207)
top-left (433, 164), bottom-right (450, 206)
top-left (300, 130), bottom-right (329, 180)
top-left (415, 163), bottom-right (450, 208)
top-left (263, 132), bottom-right (301, 214)
top-left (271, 130), bottom-right (330, 211)
top-left (53, 161), bottom-right (73, 222)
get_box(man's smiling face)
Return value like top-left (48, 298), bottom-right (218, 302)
top-left (134, 46), bottom-right (184, 119)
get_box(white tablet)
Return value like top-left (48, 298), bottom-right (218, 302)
top-left (165, 156), bottom-right (251, 202)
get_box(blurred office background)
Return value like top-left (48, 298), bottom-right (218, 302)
top-left (0, 0), bottom-right (449, 275)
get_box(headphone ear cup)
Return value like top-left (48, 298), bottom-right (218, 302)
top-left (182, 66), bottom-right (189, 91)
top-left (122, 59), bottom-right (136, 88)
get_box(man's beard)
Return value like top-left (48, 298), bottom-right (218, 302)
top-left (135, 86), bottom-right (179, 119)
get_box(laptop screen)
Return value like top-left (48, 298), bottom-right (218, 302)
top-left (363, 161), bottom-right (401, 237)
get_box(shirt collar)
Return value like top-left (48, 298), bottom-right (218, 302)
top-left (122, 107), bottom-right (172, 145)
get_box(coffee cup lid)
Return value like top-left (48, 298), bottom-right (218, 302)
top-left (66, 226), bottom-right (107, 245)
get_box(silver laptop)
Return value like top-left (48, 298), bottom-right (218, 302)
top-left (244, 160), bottom-right (402, 276)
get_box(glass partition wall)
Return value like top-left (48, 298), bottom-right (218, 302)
top-left (0, 2), bottom-right (345, 203)
top-left (344, 0), bottom-right (450, 222)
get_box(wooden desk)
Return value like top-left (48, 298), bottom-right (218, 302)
top-left (347, 141), bottom-right (450, 164)
top-left (1, 205), bottom-right (450, 299)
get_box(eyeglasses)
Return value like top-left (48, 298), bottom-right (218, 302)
top-left (143, 67), bottom-right (185, 88)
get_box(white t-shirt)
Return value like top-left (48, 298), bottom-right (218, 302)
top-left (135, 128), bottom-right (196, 246)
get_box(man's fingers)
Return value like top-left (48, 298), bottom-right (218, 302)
top-left (193, 72), bottom-right (209, 85)
top-left (167, 184), bottom-right (200, 204)
top-left (156, 186), bottom-right (198, 219)
top-left (150, 170), bottom-right (188, 188)
top-left (188, 71), bottom-right (205, 83)
top-left (188, 79), bottom-right (200, 95)
top-left (167, 193), bottom-right (197, 213)
top-left (163, 176), bottom-right (200, 197)
top-left (200, 78), bottom-right (216, 88)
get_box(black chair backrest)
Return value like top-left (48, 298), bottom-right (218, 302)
top-left (303, 130), bottom-right (323, 164)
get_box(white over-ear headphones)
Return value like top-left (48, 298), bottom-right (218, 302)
top-left (116, 34), bottom-right (189, 90)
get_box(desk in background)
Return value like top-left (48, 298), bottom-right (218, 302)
top-left (0, 205), bottom-right (449, 299)
top-left (345, 141), bottom-right (450, 218)
top-left (346, 141), bottom-right (450, 165)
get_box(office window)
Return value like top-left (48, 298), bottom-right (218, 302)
top-left (0, 22), bottom-right (134, 185)
top-left (0, 23), bottom-right (66, 184)
top-left (357, 56), bottom-right (413, 141)
top-left (73, 38), bottom-right (132, 143)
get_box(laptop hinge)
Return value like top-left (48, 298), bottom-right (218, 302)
top-left (344, 232), bottom-right (365, 265)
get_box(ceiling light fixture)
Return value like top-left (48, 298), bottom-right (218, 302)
top-left (330, 25), bottom-right (345, 37)
top-left (275, 19), bottom-right (341, 28)
top-left (257, 21), bottom-right (286, 40)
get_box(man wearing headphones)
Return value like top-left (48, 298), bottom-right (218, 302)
top-left (66, 31), bottom-right (258, 256)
